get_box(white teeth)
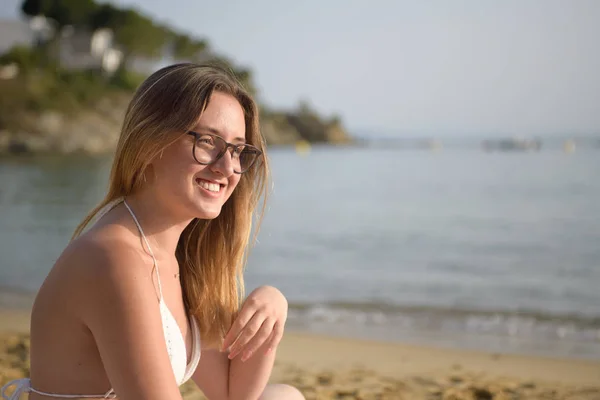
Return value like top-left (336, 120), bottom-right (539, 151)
top-left (198, 180), bottom-right (220, 192)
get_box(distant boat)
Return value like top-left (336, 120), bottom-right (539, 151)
top-left (482, 138), bottom-right (542, 152)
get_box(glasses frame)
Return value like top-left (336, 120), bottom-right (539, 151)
top-left (186, 131), bottom-right (262, 174)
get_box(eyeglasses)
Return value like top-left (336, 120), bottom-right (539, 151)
top-left (186, 131), bottom-right (262, 174)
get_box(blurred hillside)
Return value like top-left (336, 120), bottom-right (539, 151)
top-left (0, 0), bottom-right (352, 155)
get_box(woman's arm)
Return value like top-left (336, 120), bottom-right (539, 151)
top-left (191, 286), bottom-right (288, 400)
top-left (66, 236), bottom-right (184, 400)
top-left (191, 343), bottom-right (277, 400)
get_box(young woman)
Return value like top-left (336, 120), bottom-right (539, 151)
top-left (1, 63), bottom-right (304, 400)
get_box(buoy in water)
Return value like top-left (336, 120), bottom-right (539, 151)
top-left (295, 140), bottom-right (311, 156)
top-left (563, 140), bottom-right (576, 153)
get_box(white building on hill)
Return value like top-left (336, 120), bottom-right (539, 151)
top-left (0, 17), bottom-right (124, 77)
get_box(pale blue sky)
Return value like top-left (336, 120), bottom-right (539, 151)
top-left (2, 0), bottom-right (599, 136)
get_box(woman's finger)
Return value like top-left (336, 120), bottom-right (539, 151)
top-left (263, 320), bottom-right (284, 355)
top-left (222, 302), bottom-right (257, 351)
top-left (238, 317), bottom-right (276, 362)
top-left (227, 312), bottom-right (265, 359)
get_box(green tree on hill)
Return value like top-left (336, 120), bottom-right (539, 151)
top-left (171, 33), bottom-right (208, 62)
top-left (90, 5), bottom-right (168, 60)
top-left (22, 0), bottom-right (98, 29)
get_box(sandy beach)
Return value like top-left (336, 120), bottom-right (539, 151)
top-left (1, 308), bottom-right (599, 400)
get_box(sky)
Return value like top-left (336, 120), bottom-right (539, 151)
top-left (2, 0), bottom-right (599, 137)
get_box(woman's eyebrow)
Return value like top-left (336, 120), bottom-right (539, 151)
top-left (195, 125), bottom-right (246, 143)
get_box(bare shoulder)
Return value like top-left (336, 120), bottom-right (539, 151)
top-left (61, 225), bottom-right (148, 279)
top-left (43, 224), bottom-right (157, 322)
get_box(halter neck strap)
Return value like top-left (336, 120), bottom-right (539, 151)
top-left (123, 200), bottom-right (164, 300)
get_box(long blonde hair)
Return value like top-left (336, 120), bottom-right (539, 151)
top-left (72, 63), bottom-right (269, 346)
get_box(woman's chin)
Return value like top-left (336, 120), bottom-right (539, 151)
top-left (193, 203), bottom-right (223, 220)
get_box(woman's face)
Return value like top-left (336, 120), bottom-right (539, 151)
top-left (149, 91), bottom-right (247, 220)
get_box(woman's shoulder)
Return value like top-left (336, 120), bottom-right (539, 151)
top-left (30, 221), bottom-right (159, 340)
top-left (45, 224), bottom-right (156, 307)
top-left (61, 224), bottom-right (145, 274)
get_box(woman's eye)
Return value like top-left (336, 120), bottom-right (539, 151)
top-left (234, 146), bottom-right (246, 155)
top-left (198, 136), bottom-right (214, 145)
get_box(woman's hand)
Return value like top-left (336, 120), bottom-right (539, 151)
top-left (221, 285), bottom-right (288, 362)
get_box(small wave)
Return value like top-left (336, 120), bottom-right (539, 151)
top-left (286, 301), bottom-right (600, 343)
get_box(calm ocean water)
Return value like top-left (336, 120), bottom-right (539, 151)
top-left (1, 144), bottom-right (599, 359)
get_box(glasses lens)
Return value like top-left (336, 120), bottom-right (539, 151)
top-left (194, 134), bottom-right (225, 164)
top-left (237, 147), bottom-right (260, 173)
top-left (194, 133), bottom-right (260, 173)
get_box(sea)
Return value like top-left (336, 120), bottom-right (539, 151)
top-left (1, 139), bottom-right (599, 360)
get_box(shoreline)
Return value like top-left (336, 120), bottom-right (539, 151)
top-left (1, 308), bottom-right (599, 399)
top-left (285, 324), bottom-right (600, 362)
top-left (1, 296), bottom-right (599, 362)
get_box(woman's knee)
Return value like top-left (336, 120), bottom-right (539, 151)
top-left (259, 383), bottom-right (305, 400)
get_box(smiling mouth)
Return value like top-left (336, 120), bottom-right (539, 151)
top-left (196, 178), bottom-right (224, 193)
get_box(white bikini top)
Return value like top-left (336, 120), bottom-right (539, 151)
top-left (1, 198), bottom-right (202, 400)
